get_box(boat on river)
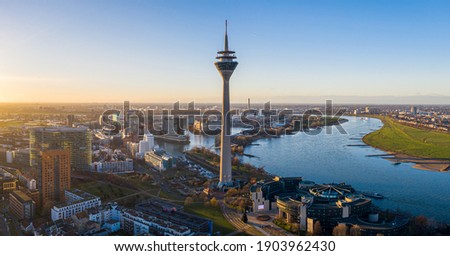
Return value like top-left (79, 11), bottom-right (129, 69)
top-left (360, 191), bottom-right (385, 199)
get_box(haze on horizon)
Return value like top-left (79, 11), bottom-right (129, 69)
top-left (1, 0), bottom-right (450, 104)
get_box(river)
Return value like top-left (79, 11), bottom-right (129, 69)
top-left (158, 116), bottom-right (450, 223)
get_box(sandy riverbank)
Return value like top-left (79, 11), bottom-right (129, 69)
top-left (382, 153), bottom-right (450, 172)
top-left (360, 115), bottom-right (450, 172)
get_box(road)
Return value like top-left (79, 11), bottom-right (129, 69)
top-left (219, 202), bottom-right (265, 236)
top-left (247, 213), bottom-right (294, 236)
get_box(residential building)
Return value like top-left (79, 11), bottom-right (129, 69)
top-left (136, 200), bottom-right (213, 235)
top-left (122, 208), bottom-right (193, 236)
top-left (51, 189), bottom-right (101, 221)
top-left (41, 149), bottom-right (71, 206)
top-left (90, 159), bottom-right (133, 173)
top-left (6, 150), bottom-right (14, 163)
top-left (144, 149), bottom-right (174, 171)
top-left (9, 190), bottom-right (35, 221)
top-left (18, 175), bottom-right (37, 190)
top-left (0, 168), bottom-right (17, 194)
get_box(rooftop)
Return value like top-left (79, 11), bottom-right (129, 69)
top-left (67, 189), bottom-right (98, 200)
top-left (136, 201), bottom-right (211, 226)
top-left (11, 190), bottom-right (33, 203)
top-left (31, 126), bottom-right (88, 133)
top-left (53, 189), bottom-right (99, 208)
top-left (123, 208), bottom-right (191, 234)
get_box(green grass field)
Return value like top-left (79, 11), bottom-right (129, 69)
top-left (363, 117), bottom-right (450, 159)
top-left (185, 203), bottom-right (236, 235)
top-left (72, 180), bottom-right (137, 201)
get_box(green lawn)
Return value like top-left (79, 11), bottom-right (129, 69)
top-left (185, 203), bottom-right (236, 235)
top-left (72, 181), bottom-right (136, 201)
top-left (363, 117), bottom-right (450, 158)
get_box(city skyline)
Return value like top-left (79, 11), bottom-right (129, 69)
top-left (1, 0), bottom-right (450, 104)
top-left (2, 0), bottom-right (450, 242)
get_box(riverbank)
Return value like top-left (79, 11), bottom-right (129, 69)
top-left (382, 153), bottom-right (450, 172)
top-left (185, 147), bottom-right (273, 180)
top-left (362, 116), bottom-right (450, 172)
top-left (228, 117), bottom-right (349, 152)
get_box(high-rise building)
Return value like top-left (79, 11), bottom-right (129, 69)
top-left (187, 101), bottom-right (195, 127)
top-left (411, 106), bottom-right (418, 115)
top-left (128, 114), bottom-right (140, 142)
top-left (138, 132), bottom-right (155, 155)
top-left (123, 100), bottom-right (130, 131)
top-left (66, 114), bottom-right (75, 127)
top-left (214, 21), bottom-right (238, 187)
top-left (30, 127), bottom-right (92, 172)
top-left (162, 116), bottom-right (178, 136)
top-left (41, 149), bottom-right (71, 207)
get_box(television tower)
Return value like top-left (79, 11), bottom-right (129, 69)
top-left (215, 20), bottom-right (238, 187)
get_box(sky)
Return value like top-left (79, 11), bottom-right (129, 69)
top-left (1, 0), bottom-right (450, 104)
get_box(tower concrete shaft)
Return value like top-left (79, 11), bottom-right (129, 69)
top-left (214, 20), bottom-right (238, 187)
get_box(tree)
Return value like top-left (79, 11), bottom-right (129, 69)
top-left (210, 197), bottom-right (218, 207)
top-left (141, 174), bottom-right (151, 182)
top-left (313, 221), bottom-right (322, 235)
top-left (349, 225), bottom-right (361, 236)
top-left (232, 156), bottom-right (240, 166)
top-left (238, 199), bottom-right (247, 212)
top-left (40, 201), bottom-right (55, 217)
top-left (184, 196), bottom-right (193, 206)
top-left (241, 212), bottom-right (248, 223)
top-left (332, 223), bottom-right (348, 236)
top-left (408, 215), bottom-right (434, 235)
top-left (225, 188), bottom-right (238, 197)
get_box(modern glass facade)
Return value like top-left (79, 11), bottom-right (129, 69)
top-left (30, 127), bottom-right (92, 172)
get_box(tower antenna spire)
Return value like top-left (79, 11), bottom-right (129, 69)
top-left (225, 20), bottom-right (229, 51)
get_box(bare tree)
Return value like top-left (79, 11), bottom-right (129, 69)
top-left (210, 197), bottom-right (218, 207)
top-left (225, 188), bottom-right (238, 197)
top-left (349, 225), bottom-right (362, 236)
top-left (313, 221), bottom-right (322, 235)
top-left (332, 223), bottom-right (348, 236)
top-left (184, 196), bottom-right (193, 206)
top-left (408, 215), bottom-right (434, 235)
top-left (232, 156), bottom-right (240, 166)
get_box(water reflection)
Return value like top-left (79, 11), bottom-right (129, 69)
top-left (158, 116), bottom-right (450, 223)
